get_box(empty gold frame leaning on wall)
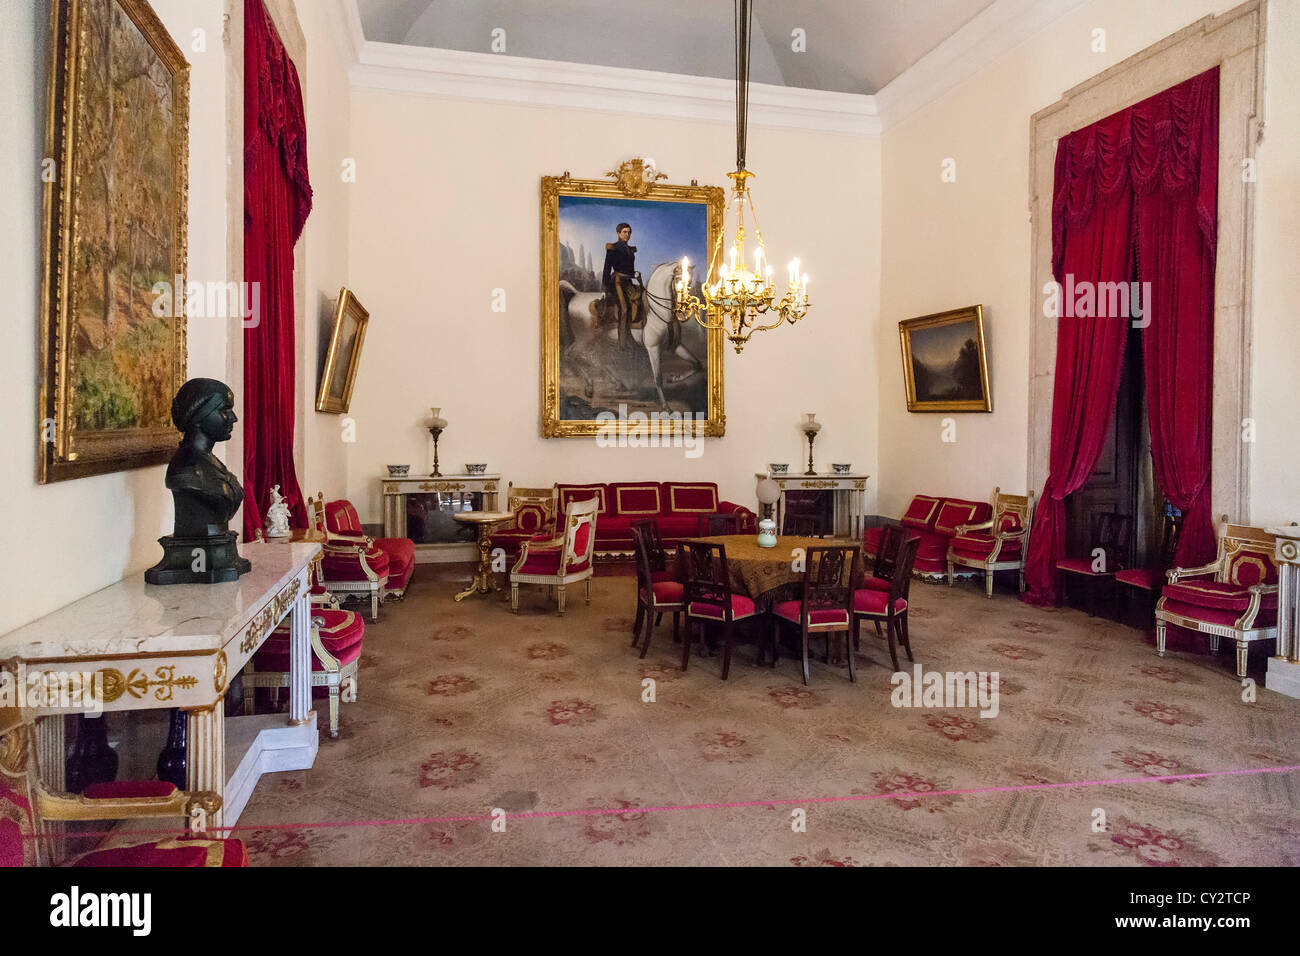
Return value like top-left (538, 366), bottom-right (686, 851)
top-left (540, 159), bottom-right (727, 439)
top-left (316, 287), bottom-right (369, 414)
top-left (38, 0), bottom-right (191, 482)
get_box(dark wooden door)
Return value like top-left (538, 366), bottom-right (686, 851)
top-left (1067, 327), bottom-right (1142, 567)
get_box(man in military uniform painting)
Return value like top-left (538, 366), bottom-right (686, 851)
top-left (602, 222), bottom-right (638, 350)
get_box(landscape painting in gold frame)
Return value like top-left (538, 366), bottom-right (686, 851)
top-left (540, 159), bottom-right (726, 438)
top-left (316, 287), bottom-right (369, 414)
top-left (38, 0), bottom-right (190, 482)
top-left (899, 305), bottom-right (993, 412)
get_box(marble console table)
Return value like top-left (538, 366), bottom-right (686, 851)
top-left (0, 542), bottom-right (321, 830)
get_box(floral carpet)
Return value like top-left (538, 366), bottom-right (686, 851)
top-left (235, 566), bottom-right (1300, 866)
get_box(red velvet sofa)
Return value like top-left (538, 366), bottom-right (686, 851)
top-left (864, 494), bottom-right (993, 576)
top-left (550, 481), bottom-right (755, 555)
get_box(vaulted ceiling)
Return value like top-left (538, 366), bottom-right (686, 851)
top-left (355, 0), bottom-right (998, 95)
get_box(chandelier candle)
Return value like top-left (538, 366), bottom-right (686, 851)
top-left (673, 0), bottom-right (810, 352)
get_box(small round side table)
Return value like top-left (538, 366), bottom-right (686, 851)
top-left (452, 510), bottom-right (515, 602)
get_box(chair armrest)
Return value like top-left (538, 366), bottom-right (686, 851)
top-left (1166, 559), bottom-right (1222, 583)
top-left (322, 542), bottom-right (382, 582)
top-left (1238, 584), bottom-right (1280, 629)
top-left (955, 519), bottom-right (993, 534)
top-left (37, 785), bottom-right (222, 829)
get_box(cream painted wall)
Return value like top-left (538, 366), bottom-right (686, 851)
top-left (1248, 0), bottom-right (1300, 527)
top-left (877, 0), bottom-right (1299, 527)
top-left (0, 0), bottom-right (232, 634)
top-left (344, 91), bottom-right (881, 521)
top-left (296, 1), bottom-right (353, 501)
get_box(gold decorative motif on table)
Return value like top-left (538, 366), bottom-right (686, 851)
top-left (214, 651), bottom-right (228, 694)
top-left (419, 481), bottom-right (466, 492)
top-left (800, 480), bottom-right (840, 490)
top-left (95, 666), bottom-right (199, 703)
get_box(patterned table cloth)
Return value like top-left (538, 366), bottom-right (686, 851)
top-left (676, 534), bottom-right (863, 602)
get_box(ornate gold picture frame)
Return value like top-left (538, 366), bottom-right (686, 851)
top-left (316, 287), bottom-right (369, 414)
top-left (39, 0), bottom-right (190, 482)
top-left (541, 159), bottom-right (726, 438)
top-left (899, 305), bottom-right (993, 413)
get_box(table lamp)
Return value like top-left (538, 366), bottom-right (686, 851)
top-left (428, 407), bottom-right (448, 477)
top-left (756, 475), bottom-right (780, 548)
top-left (802, 413), bottom-right (822, 476)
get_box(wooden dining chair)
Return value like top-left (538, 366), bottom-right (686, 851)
top-left (869, 523), bottom-right (905, 590)
top-left (696, 512), bottom-right (744, 536)
top-left (770, 545), bottom-right (858, 684)
top-left (782, 514), bottom-right (825, 537)
top-left (852, 535), bottom-right (921, 671)
top-left (1056, 511), bottom-right (1131, 617)
top-left (680, 541), bottom-right (759, 679)
top-left (631, 521), bottom-right (685, 659)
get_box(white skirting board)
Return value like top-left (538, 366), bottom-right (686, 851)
top-left (1266, 658), bottom-right (1300, 700)
top-left (222, 712), bottom-right (319, 826)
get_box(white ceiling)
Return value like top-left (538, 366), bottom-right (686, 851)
top-left (355, 0), bottom-right (999, 95)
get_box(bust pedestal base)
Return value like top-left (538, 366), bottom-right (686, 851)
top-left (144, 532), bottom-right (251, 584)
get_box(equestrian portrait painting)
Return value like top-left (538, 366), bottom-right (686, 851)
top-left (540, 160), bottom-right (725, 438)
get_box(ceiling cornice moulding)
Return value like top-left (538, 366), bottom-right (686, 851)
top-left (873, 0), bottom-right (1087, 130)
top-left (347, 38), bottom-right (880, 136)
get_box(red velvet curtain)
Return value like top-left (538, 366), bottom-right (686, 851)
top-left (1022, 68), bottom-right (1218, 605)
top-left (243, 0), bottom-right (313, 540)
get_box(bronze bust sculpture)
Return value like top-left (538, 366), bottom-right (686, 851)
top-left (145, 378), bottom-right (252, 584)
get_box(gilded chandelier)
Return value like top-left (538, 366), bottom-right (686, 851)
top-left (674, 0), bottom-right (810, 353)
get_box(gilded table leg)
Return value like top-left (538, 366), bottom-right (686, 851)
top-left (455, 524), bottom-right (497, 601)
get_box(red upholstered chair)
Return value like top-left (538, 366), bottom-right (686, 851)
top-left (864, 495), bottom-right (940, 561)
top-left (310, 492), bottom-right (415, 621)
top-left (697, 512), bottom-right (745, 536)
top-left (947, 487), bottom-right (1035, 597)
top-left (867, 524), bottom-right (905, 591)
top-left (1156, 523), bottom-right (1279, 677)
top-left (680, 541), bottom-right (759, 679)
top-left (490, 484), bottom-right (558, 560)
top-left (510, 497), bottom-right (598, 615)
top-left (242, 555), bottom-right (363, 739)
top-left (0, 690), bottom-right (245, 867)
top-left (1056, 512), bottom-right (1131, 617)
top-left (1117, 502), bottom-right (1182, 627)
top-left (852, 534), bottom-right (921, 672)
top-left (631, 520), bottom-right (685, 659)
top-left (770, 545), bottom-right (858, 684)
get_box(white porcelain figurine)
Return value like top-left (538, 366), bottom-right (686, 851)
top-left (266, 484), bottom-right (292, 538)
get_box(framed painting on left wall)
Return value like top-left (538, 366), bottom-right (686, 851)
top-left (38, 0), bottom-right (190, 482)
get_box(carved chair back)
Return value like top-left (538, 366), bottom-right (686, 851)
top-left (560, 497), bottom-right (599, 573)
top-left (799, 546), bottom-right (857, 617)
top-left (890, 536), bottom-right (922, 606)
top-left (630, 518), bottom-right (669, 578)
top-left (783, 514), bottom-right (825, 537)
top-left (1217, 524), bottom-right (1279, 587)
top-left (697, 512), bottom-right (743, 536)
top-left (873, 524), bottom-right (905, 581)
top-left (680, 542), bottom-right (735, 617)
top-left (990, 486), bottom-right (1035, 538)
top-left (506, 483), bottom-right (557, 537)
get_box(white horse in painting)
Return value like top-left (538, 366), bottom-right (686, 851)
top-left (559, 261), bottom-right (704, 409)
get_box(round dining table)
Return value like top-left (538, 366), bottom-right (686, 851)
top-left (675, 534), bottom-right (864, 603)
